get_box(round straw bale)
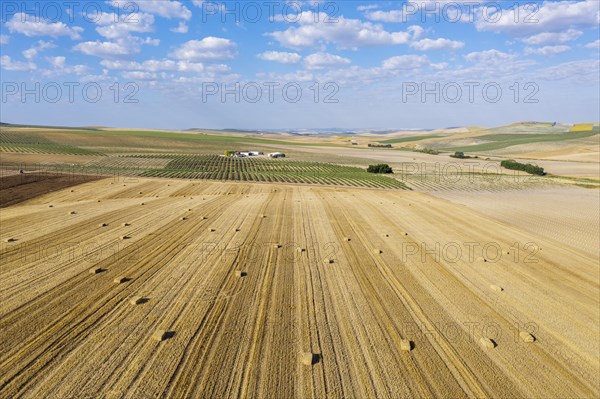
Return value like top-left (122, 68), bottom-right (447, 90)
top-left (479, 337), bottom-right (496, 349)
top-left (301, 352), bottom-right (316, 366)
top-left (519, 331), bottom-right (535, 343)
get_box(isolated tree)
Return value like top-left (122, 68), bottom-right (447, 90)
top-left (367, 164), bottom-right (393, 174)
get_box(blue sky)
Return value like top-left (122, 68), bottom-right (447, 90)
top-left (1, 0), bottom-right (599, 129)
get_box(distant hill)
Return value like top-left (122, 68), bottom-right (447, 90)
top-left (0, 122), bottom-right (101, 131)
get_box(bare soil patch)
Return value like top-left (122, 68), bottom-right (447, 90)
top-left (0, 172), bottom-right (102, 208)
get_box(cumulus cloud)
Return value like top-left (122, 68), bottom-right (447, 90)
top-left (73, 37), bottom-right (143, 58)
top-left (22, 40), bottom-right (56, 60)
top-left (524, 45), bottom-right (571, 56)
top-left (431, 49), bottom-right (536, 81)
top-left (475, 0), bottom-right (599, 36)
top-left (43, 56), bottom-right (89, 76)
top-left (127, 0), bottom-right (192, 20)
top-left (365, 10), bottom-right (405, 23)
top-left (267, 12), bottom-right (424, 49)
top-left (144, 37), bottom-right (160, 46)
top-left (584, 39), bottom-right (600, 49)
top-left (465, 49), bottom-right (517, 65)
top-left (170, 37), bottom-right (237, 61)
top-left (0, 55), bottom-right (36, 71)
top-left (522, 29), bottom-right (583, 45)
top-left (257, 51), bottom-right (302, 64)
top-left (94, 12), bottom-right (155, 39)
top-left (101, 57), bottom-right (233, 83)
top-left (357, 5), bottom-right (379, 12)
top-left (304, 52), bottom-right (351, 69)
top-left (535, 59), bottom-right (600, 81)
top-left (171, 21), bottom-right (189, 33)
top-left (382, 55), bottom-right (429, 70)
top-left (100, 59), bottom-right (207, 73)
top-left (6, 13), bottom-right (83, 39)
top-left (74, 30), bottom-right (158, 59)
top-left (121, 71), bottom-right (160, 80)
top-left (410, 38), bottom-right (464, 51)
top-left (74, 40), bottom-right (132, 58)
top-left (364, 1), bottom-right (478, 23)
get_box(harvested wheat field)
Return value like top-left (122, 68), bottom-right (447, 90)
top-left (0, 178), bottom-right (598, 398)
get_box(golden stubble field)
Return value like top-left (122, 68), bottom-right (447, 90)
top-left (0, 178), bottom-right (598, 398)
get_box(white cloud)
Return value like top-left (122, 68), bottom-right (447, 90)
top-left (522, 29), bottom-right (583, 45)
top-left (410, 38), bottom-right (464, 51)
top-left (258, 51), bottom-right (302, 64)
top-left (125, 0), bottom-right (192, 20)
top-left (6, 13), bottom-right (83, 39)
top-left (365, 10), bottom-right (405, 23)
top-left (101, 59), bottom-right (173, 70)
top-left (74, 34), bottom-right (158, 59)
top-left (47, 56), bottom-right (66, 69)
top-left (192, 0), bottom-right (204, 7)
top-left (585, 39), bottom-right (600, 49)
top-left (256, 70), bottom-right (316, 82)
top-left (304, 52), bottom-right (351, 69)
top-left (177, 61), bottom-right (206, 73)
top-left (382, 55), bottom-right (429, 70)
top-left (100, 59), bottom-right (233, 80)
top-left (524, 45), bottom-right (571, 56)
top-left (357, 5), bottom-right (379, 12)
top-left (0, 55), bottom-right (36, 71)
top-left (170, 37), bottom-right (237, 61)
top-left (74, 40), bottom-right (135, 58)
top-left (171, 21), bottom-right (189, 33)
top-left (101, 59), bottom-right (206, 73)
top-left (267, 12), bottom-right (424, 49)
top-left (42, 56), bottom-right (89, 76)
top-left (94, 12), bottom-right (155, 39)
top-left (22, 40), bottom-right (56, 60)
top-left (144, 37), bottom-right (160, 46)
top-left (475, 0), bottom-right (600, 36)
top-left (465, 49), bottom-right (517, 65)
top-left (536, 59), bottom-right (600, 81)
top-left (121, 71), bottom-right (159, 80)
top-left (428, 49), bottom-right (536, 81)
top-left (79, 69), bottom-right (113, 83)
top-left (0, 35), bottom-right (9, 45)
top-left (365, 1), bottom-right (477, 23)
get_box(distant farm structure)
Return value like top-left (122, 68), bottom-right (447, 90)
top-left (224, 150), bottom-right (265, 158)
top-left (222, 150), bottom-right (286, 159)
top-left (368, 143), bottom-right (393, 148)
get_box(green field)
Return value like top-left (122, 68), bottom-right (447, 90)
top-left (128, 155), bottom-right (407, 189)
top-left (0, 130), bottom-right (104, 155)
top-left (381, 134), bottom-right (444, 144)
top-left (0, 126), bottom-right (407, 189)
top-left (443, 131), bottom-right (599, 152)
top-left (74, 129), bottom-right (335, 148)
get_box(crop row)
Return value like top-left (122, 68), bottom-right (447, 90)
top-left (123, 154), bottom-right (407, 189)
top-left (0, 143), bottom-right (103, 156)
top-left (0, 129), bottom-right (105, 156)
top-left (139, 169), bottom-right (404, 189)
top-left (0, 131), bottom-right (55, 145)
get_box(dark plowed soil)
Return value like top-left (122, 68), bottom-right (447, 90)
top-left (0, 172), bottom-right (102, 207)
